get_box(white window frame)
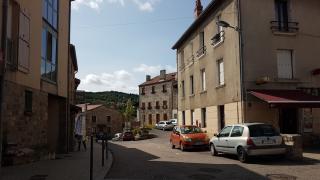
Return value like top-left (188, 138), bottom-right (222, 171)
top-left (218, 59), bottom-right (225, 86)
top-left (201, 69), bottom-right (206, 91)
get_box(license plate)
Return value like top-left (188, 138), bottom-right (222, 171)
top-left (194, 142), bottom-right (204, 145)
top-left (262, 139), bottom-right (275, 144)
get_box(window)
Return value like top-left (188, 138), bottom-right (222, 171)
top-left (107, 116), bottom-right (111, 123)
top-left (152, 86), bottom-right (156, 94)
top-left (162, 84), bottom-right (167, 93)
top-left (212, 14), bottom-right (224, 45)
top-left (197, 31), bottom-right (206, 57)
top-left (163, 114), bottom-right (168, 120)
top-left (248, 124), bottom-right (280, 137)
top-left (25, 90), bottom-right (32, 113)
top-left (231, 126), bottom-right (244, 137)
top-left (141, 102), bottom-right (145, 109)
top-left (148, 102), bottom-right (152, 109)
top-left (18, 10), bottom-right (30, 71)
top-left (219, 126), bottom-right (232, 137)
top-left (41, 27), bottom-right (57, 82)
top-left (201, 69), bottom-right (206, 91)
top-left (148, 114), bottom-right (152, 125)
top-left (156, 101), bottom-right (160, 109)
top-left (163, 101), bottom-right (168, 109)
top-left (156, 114), bottom-right (160, 123)
top-left (181, 81), bottom-right (185, 97)
top-left (275, 0), bottom-right (289, 31)
top-left (191, 110), bottom-right (194, 125)
top-left (201, 108), bottom-right (206, 128)
top-left (141, 87), bottom-right (145, 95)
top-left (92, 116), bottom-right (96, 123)
top-left (218, 59), bottom-right (225, 85)
top-left (182, 111), bottom-right (186, 125)
top-left (43, 0), bottom-right (58, 29)
top-left (277, 49), bottom-right (293, 79)
top-left (190, 75), bottom-right (194, 95)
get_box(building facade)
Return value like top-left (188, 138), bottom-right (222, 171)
top-left (0, 0), bottom-right (74, 165)
top-left (139, 70), bottom-right (178, 126)
top-left (77, 104), bottom-right (124, 137)
top-left (173, 0), bottom-right (320, 143)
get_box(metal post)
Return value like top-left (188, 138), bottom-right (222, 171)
top-left (101, 140), bottom-right (105, 166)
top-left (105, 136), bottom-right (108, 160)
top-left (90, 135), bottom-right (93, 180)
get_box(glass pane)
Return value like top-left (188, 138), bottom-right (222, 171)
top-left (53, 11), bottom-right (58, 29)
top-left (41, 29), bottom-right (47, 58)
top-left (46, 32), bottom-right (52, 62)
top-left (48, 0), bottom-right (53, 5)
top-left (52, 37), bottom-right (57, 64)
top-left (53, 0), bottom-right (58, 10)
top-left (48, 5), bottom-right (53, 25)
top-left (51, 65), bottom-right (57, 82)
top-left (46, 62), bottom-right (51, 79)
top-left (43, 0), bottom-right (48, 19)
top-left (41, 58), bottom-right (46, 77)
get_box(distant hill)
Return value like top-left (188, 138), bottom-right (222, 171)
top-left (77, 91), bottom-right (139, 115)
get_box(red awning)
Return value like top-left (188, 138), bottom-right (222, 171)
top-left (249, 90), bottom-right (320, 108)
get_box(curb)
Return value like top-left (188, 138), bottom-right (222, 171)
top-left (104, 149), bottom-right (114, 179)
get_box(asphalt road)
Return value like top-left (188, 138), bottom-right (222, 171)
top-left (106, 129), bottom-right (320, 180)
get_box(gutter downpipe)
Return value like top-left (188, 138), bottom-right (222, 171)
top-left (237, 0), bottom-right (245, 123)
top-left (0, 0), bottom-right (8, 168)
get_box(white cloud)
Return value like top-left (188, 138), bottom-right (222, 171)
top-left (80, 70), bottom-right (138, 93)
top-left (133, 64), bottom-right (176, 75)
top-left (72, 0), bottom-right (160, 12)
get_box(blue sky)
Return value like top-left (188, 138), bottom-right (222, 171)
top-left (71, 0), bottom-right (211, 94)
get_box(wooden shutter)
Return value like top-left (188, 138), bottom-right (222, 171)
top-left (18, 9), bottom-right (30, 71)
top-left (277, 50), bottom-right (293, 79)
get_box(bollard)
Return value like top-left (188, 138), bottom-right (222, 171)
top-left (106, 138), bottom-right (108, 160)
top-left (102, 140), bottom-right (105, 167)
top-left (90, 135), bottom-right (93, 180)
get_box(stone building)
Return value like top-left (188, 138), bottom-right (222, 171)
top-left (77, 104), bottom-right (124, 137)
top-left (173, 0), bottom-right (320, 143)
top-left (138, 70), bottom-right (178, 126)
top-left (0, 0), bottom-right (75, 165)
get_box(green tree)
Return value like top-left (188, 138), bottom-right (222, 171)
top-left (123, 99), bottom-right (135, 129)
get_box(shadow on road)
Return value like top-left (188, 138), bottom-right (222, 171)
top-left (106, 143), bottom-right (266, 180)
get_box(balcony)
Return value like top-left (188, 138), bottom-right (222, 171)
top-left (211, 31), bottom-right (225, 47)
top-left (196, 46), bottom-right (206, 58)
top-left (270, 21), bottom-right (299, 35)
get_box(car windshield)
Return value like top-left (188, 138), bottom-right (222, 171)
top-left (248, 124), bottom-right (280, 137)
top-left (166, 122), bottom-right (172, 125)
top-left (181, 126), bottom-right (203, 134)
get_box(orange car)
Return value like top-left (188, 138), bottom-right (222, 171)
top-left (170, 125), bottom-right (210, 151)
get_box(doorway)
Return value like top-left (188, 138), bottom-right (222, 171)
top-left (279, 108), bottom-right (298, 134)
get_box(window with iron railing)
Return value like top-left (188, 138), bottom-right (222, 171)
top-left (270, 21), bottom-right (298, 33)
top-left (211, 31), bottom-right (225, 46)
top-left (272, 0), bottom-right (298, 33)
top-left (196, 31), bottom-right (206, 58)
top-left (148, 102), bottom-right (152, 109)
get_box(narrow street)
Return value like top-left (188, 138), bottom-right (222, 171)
top-left (107, 130), bottom-right (320, 180)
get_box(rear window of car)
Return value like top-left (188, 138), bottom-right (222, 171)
top-left (166, 122), bottom-right (172, 124)
top-left (248, 124), bottom-right (280, 137)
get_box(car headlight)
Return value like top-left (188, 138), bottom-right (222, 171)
top-left (184, 137), bottom-right (192, 142)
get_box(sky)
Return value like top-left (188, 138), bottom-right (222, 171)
top-left (71, 0), bottom-right (211, 94)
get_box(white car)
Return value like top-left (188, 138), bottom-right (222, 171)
top-left (155, 121), bottom-right (174, 131)
top-left (209, 123), bottom-right (286, 163)
top-left (169, 119), bottom-right (178, 126)
top-left (112, 133), bottom-right (122, 141)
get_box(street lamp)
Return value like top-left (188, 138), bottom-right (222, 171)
top-left (216, 20), bottom-right (240, 32)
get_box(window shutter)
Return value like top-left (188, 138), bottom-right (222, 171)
top-left (277, 50), bottom-right (293, 79)
top-left (18, 10), bottom-right (30, 71)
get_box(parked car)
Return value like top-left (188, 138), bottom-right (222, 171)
top-left (95, 132), bottom-right (107, 142)
top-left (122, 131), bottom-right (135, 141)
top-left (169, 119), bottom-right (178, 126)
top-left (112, 133), bottom-right (122, 141)
top-left (156, 121), bottom-right (175, 131)
top-left (170, 125), bottom-right (210, 151)
top-left (209, 123), bottom-right (286, 163)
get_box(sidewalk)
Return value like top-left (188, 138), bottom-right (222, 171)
top-left (1, 142), bottom-right (113, 180)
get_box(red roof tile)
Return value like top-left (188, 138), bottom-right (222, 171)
top-left (139, 72), bottom-right (177, 86)
top-left (76, 104), bottom-right (103, 112)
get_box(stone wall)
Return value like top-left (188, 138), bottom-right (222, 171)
top-left (2, 80), bottom-right (48, 165)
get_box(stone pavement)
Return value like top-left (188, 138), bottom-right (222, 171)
top-left (1, 142), bottom-right (113, 180)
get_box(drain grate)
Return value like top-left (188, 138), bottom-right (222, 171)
top-left (266, 174), bottom-right (297, 180)
top-left (29, 175), bottom-right (48, 180)
top-left (198, 168), bottom-right (223, 174)
top-left (189, 174), bottom-right (216, 180)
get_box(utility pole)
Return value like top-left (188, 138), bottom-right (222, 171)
top-left (0, 0), bottom-right (8, 169)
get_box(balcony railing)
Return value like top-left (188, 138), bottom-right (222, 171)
top-left (211, 31), bottom-right (225, 46)
top-left (270, 21), bottom-right (299, 33)
top-left (196, 46), bottom-right (206, 58)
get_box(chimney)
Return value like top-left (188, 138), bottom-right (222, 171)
top-left (194, 0), bottom-right (203, 19)
top-left (160, 70), bottom-right (166, 80)
top-left (146, 75), bottom-right (151, 81)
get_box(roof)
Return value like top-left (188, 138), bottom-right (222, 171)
top-left (76, 104), bottom-right (103, 112)
top-left (139, 72), bottom-right (177, 86)
top-left (172, 0), bottom-right (224, 49)
top-left (249, 90), bottom-right (320, 107)
top-left (70, 44), bottom-right (78, 71)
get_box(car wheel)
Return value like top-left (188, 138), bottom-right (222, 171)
top-left (210, 144), bottom-right (218, 156)
top-left (170, 140), bottom-right (175, 149)
top-left (237, 147), bottom-right (248, 163)
top-left (162, 127), bottom-right (165, 131)
top-left (180, 142), bottom-right (185, 151)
